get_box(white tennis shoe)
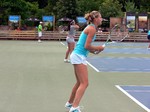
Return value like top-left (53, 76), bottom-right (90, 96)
top-left (65, 102), bottom-right (72, 110)
top-left (69, 106), bottom-right (81, 112)
top-left (64, 59), bottom-right (70, 63)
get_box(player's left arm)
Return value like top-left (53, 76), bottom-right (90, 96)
top-left (84, 26), bottom-right (104, 52)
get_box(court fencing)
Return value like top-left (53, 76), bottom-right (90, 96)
top-left (0, 30), bottom-right (148, 42)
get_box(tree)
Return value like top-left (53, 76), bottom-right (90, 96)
top-left (139, 0), bottom-right (150, 12)
top-left (99, 0), bottom-right (123, 18)
top-left (0, 0), bottom-right (40, 25)
top-left (53, 0), bottom-right (78, 20)
top-left (76, 0), bottom-right (104, 16)
top-left (124, 1), bottom-right (138, 12)
top-left (0, 0), bottom-right (150, 26)
top-left (44, 0), bottom-right (57, 15)
top-left (38, 0), bottom-right (48, 9)
top-left (115, 0), bottom-right (150, 12)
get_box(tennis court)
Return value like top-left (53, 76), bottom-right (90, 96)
top-left (0, 40), bottom-right (150, 112)
top-left (87, 42), bottom-right (150, 72)
top-left (116, 85), bottom-right (150, 112)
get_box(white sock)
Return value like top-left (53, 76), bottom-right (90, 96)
top-left (66, 102), bottom-right (72, 105)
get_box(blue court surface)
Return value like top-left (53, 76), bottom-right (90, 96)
top-left (87, 57), bottom-right (150, 72)
top-left (93, 42), bottom-right (150, 54)
top-left (86, 42), bottom-right (150, 72)
top-left (116, 85), bottom-right (150, 112)
top-left (102, 47), bottom-right (150, 54)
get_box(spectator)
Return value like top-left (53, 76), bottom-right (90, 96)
top-left (37, 22), bottom-right (43, 42)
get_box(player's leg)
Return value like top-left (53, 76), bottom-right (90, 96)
top-left (72, 64), bottom-right (88, 108)
top-left (64, 39), bottom-right (75, 62)
top-left (65, 68), bottom-right (80, 109)
top-left (68, 64), bottom-right (88, 112)
top-left (69, 42), bottom-right (75, 53)
top-left (64, 42), bottom-right (70, 62)
top-left (38, 32), bottom-right (42, 42)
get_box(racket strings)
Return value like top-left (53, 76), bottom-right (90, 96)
top-left (110, 25), bottom-right (129, 42)
top-left (104, 24), bottom-right (129, 45)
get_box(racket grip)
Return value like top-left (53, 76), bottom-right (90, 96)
top-left (102, 44), bottom-right (106, 47)
top-left (94, 51), bottom-right (99, 54)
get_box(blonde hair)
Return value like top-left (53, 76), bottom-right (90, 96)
top-left (84, 11), bottom-right (101, 24)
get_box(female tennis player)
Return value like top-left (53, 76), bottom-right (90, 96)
top-left (65, 11), bottom-right (105, 112)
top-left (64, 20), bottom-right (79, 63)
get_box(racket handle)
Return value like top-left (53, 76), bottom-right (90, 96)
top-left (94, 51), bottom-right (99, 54)
top-left (102, 44), bottom-right (106, 47)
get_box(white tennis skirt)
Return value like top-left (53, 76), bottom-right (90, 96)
top-left (70, 53), bottom-right (87, 65)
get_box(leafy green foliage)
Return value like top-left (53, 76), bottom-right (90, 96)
top-left (0, 0), bottom-right (39, 24)
top-left (99, 0), bottom-right (123, 18)
top-left (125, 1), bottom-right (138, 12)
top-left (76, 0), bottom-right (104, 16)
top-left (53, 0), bottom-right (78, 20)
top-left (0, 0), bottom-right (149, 25)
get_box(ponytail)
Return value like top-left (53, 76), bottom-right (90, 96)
top-left (84, 11), bottom-right (100, 24)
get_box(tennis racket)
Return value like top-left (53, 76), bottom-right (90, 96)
top-left (104, 24), bottom-right (129, 46)
top-left (94, 24), bottom-right (129, 54)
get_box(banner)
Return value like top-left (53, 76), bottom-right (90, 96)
top-left (76, 17), bottom-right (87, 23)
top-left (126, 12), bottom-right (136, 32)
top-left (9, 15), bottom-right (20, 23)
top-left (42, 16), bottom-right (54, 22)
top-left (138, 13), bottom-right (148, 32)
top-left (42, 16), bottom-right (55, 31)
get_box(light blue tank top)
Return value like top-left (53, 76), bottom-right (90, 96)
top-left (73, 24), bottom-right (96, 57)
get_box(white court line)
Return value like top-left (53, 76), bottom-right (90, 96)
top-left (126, 90), bottom-right (150, 92)
top-left (60, 42), bottom-right (65, 46)
top-left (86, 61), bottom-right (100, 72)
top-left (116, 85), bottom-right (150, 112)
